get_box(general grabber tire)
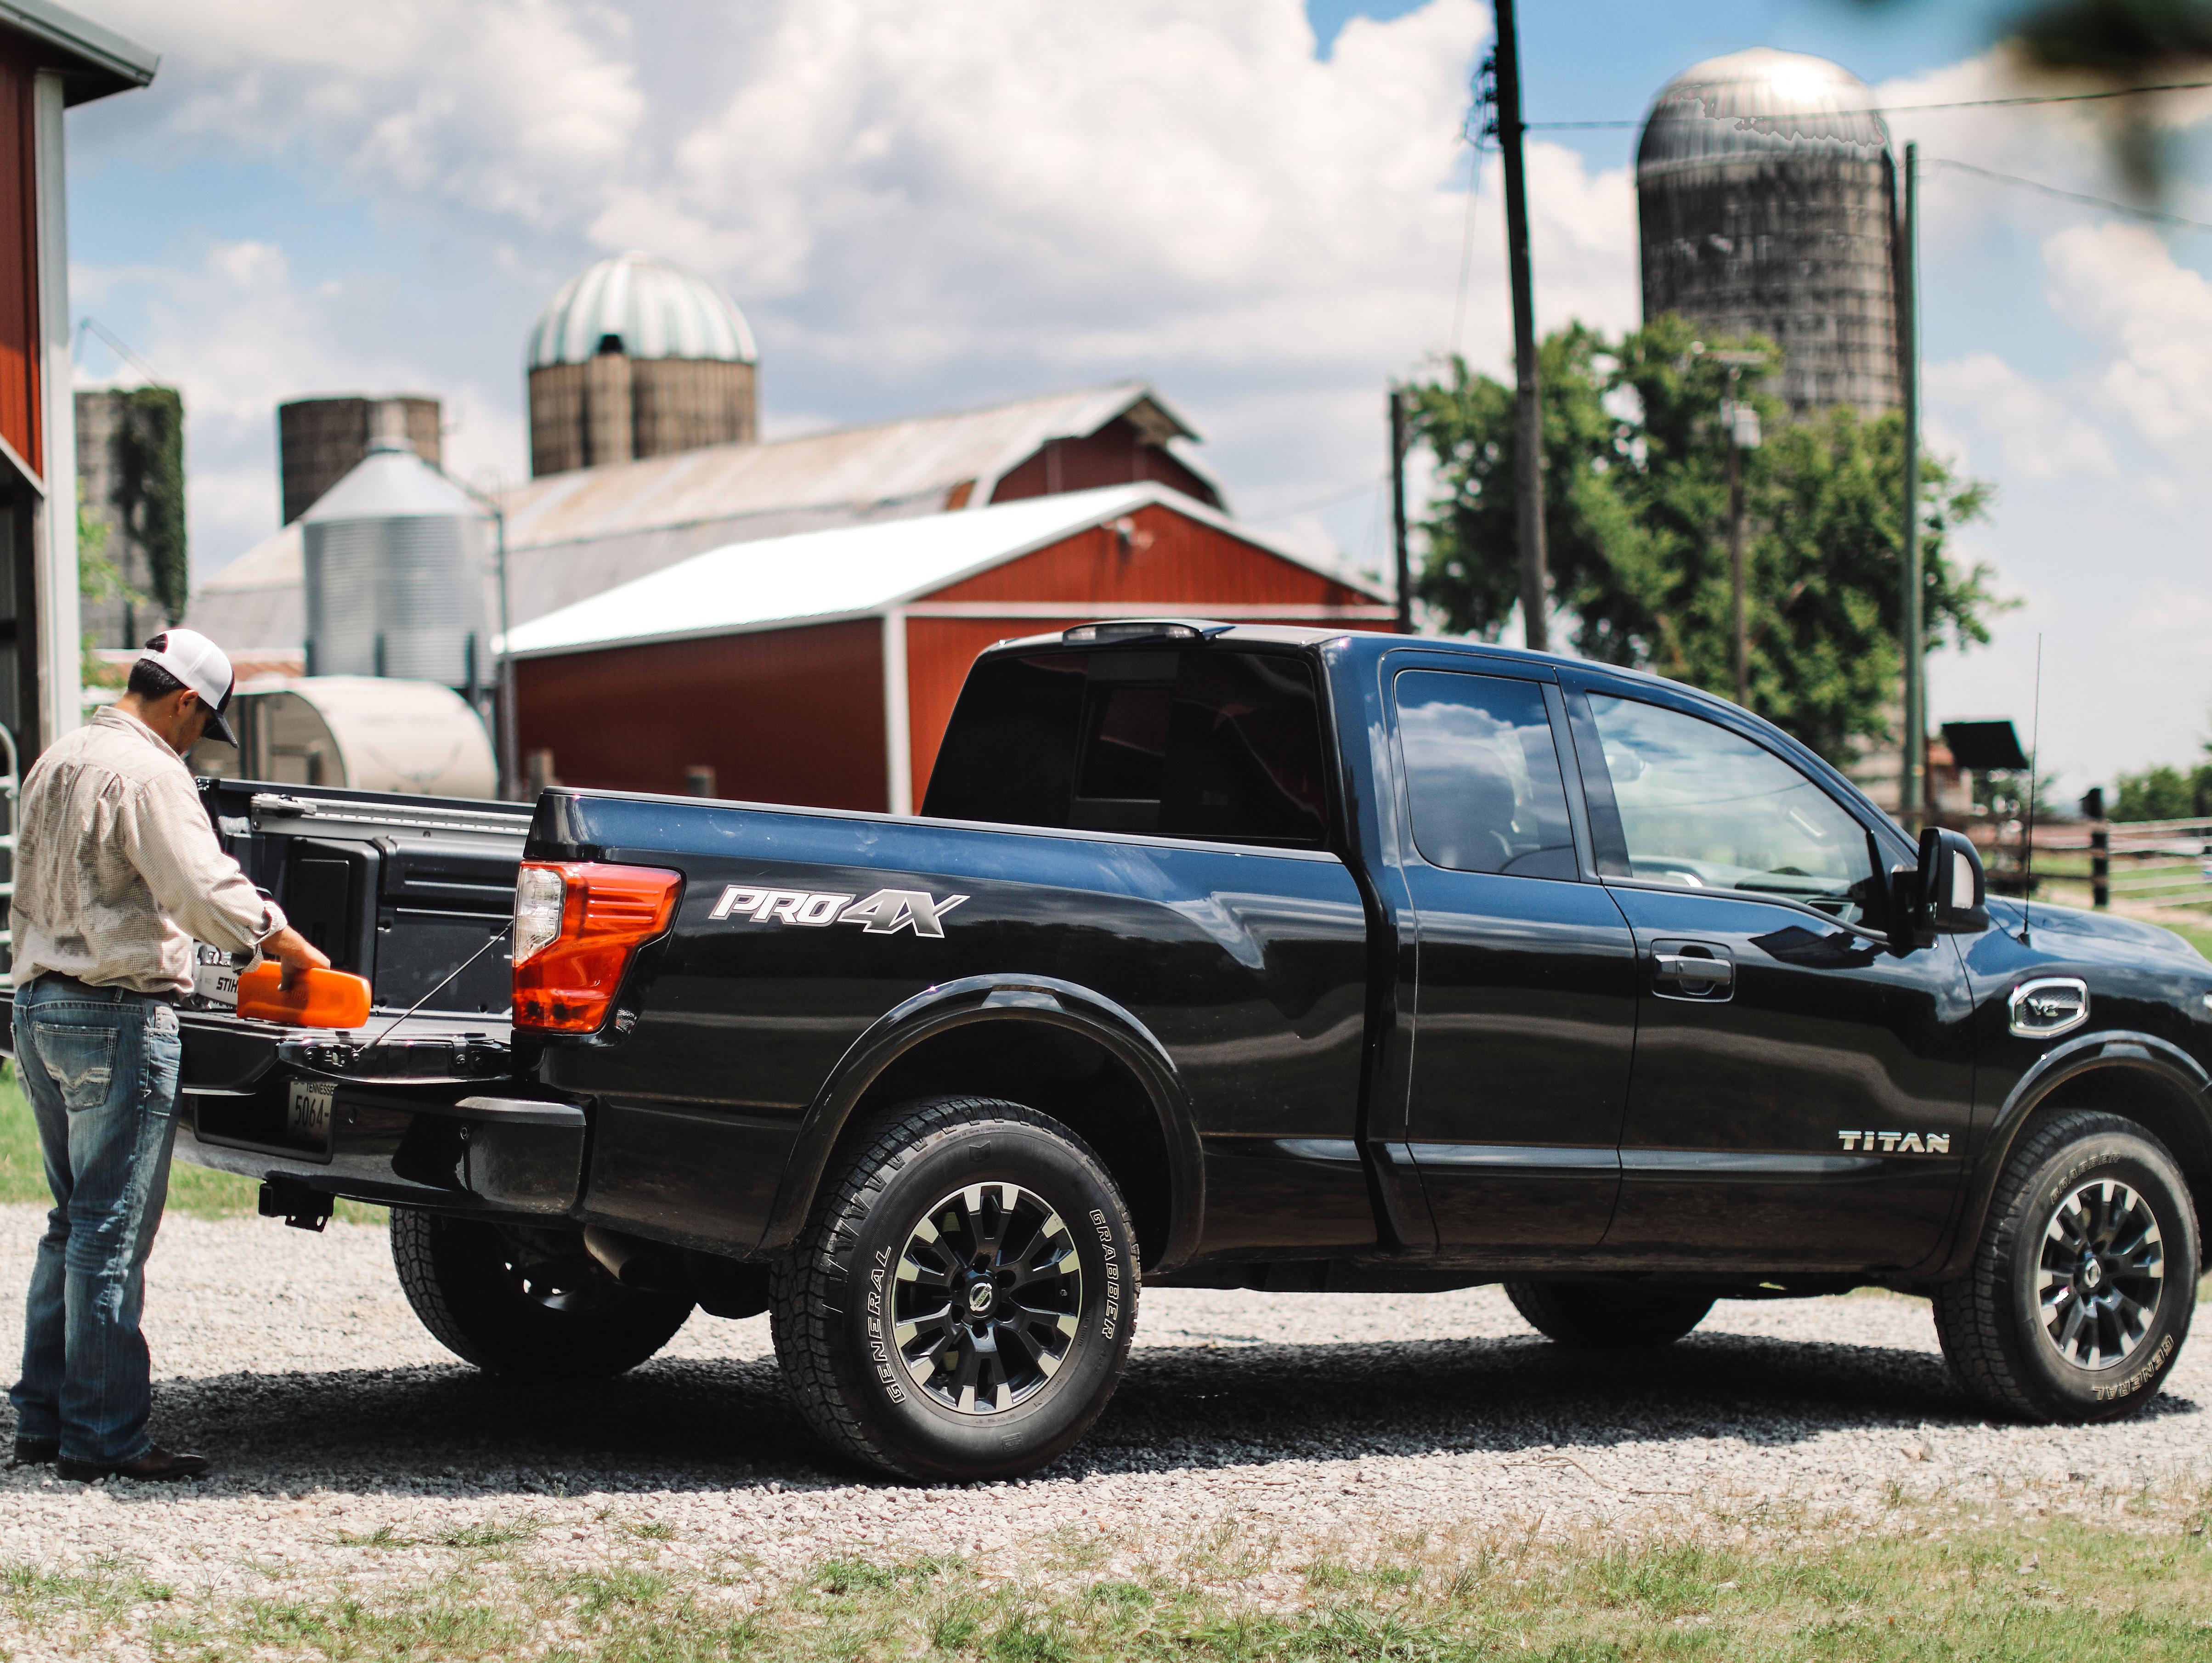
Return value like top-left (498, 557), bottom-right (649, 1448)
top-left (1932, 1110), bottom-right (2199, 1423)
top-left (769, 1096), bottom-right (1138, 1483)
top-left (1504, 1281), bottom-right (1716, 1351)
top-left (390, 1208), bottom-right (694, 1380)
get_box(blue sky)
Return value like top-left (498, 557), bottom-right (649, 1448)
top-left (56, 1), bottom-right (2212, 790)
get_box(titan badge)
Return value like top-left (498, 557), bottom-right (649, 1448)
top-left (1836, 1130), bottom-right (1952, 1154)
top-left (709, 885), bottom-right (969, 938)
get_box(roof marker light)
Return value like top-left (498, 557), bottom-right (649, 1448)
top-left (1061, 618), bottom-right (1230, 644)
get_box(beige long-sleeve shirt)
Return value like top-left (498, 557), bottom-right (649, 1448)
top-left (10, 704), bottom-right (287, 996)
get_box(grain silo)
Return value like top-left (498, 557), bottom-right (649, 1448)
top-left (1637, 49), bottom-right (1900, 419)
top-left (526, 250), bottom-right (758, 478)
top-left (300, 433), bottom-right (489, 686)
top-left (277, 394), bottom-right (443, 525)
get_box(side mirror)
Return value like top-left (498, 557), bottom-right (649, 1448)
top-left (1890, 826), bottom-right (1988, 950)
top-left (1917, 826), bottom-right (1988, 938)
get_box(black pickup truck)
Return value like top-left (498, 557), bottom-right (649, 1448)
top-left (10, 621), bottom-right (2208, 1482)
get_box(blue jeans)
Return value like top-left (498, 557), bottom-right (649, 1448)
top-left (9, 976), bottom-right (184, 1466)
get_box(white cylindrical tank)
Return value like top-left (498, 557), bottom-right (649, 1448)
top-left (301, 439), bottom-right (490, 684)
top-left (190, 676), bottom-right (498, 798)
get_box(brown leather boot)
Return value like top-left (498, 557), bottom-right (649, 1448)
top-left (57, 1447), bottom-right (210, 1482)
top-left (8, 1439), bottom-right (57, 1468)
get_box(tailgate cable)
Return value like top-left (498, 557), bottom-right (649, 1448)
top-left (353, 920), bottom-right (514, 1054)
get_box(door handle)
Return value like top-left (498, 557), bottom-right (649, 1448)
top-left (1654, 952), bottom-right (1733, 987)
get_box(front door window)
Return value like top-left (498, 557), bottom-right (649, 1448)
top-left (1586, 693), bottom-right (1880, 926)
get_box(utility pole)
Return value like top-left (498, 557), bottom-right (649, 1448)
top-left (1726, 382), bottom-right (1748, 708)
top-left (1491, 0), bottom-right (1549, 650)
top-left (1899, 140), bottom-right (1925, 823)
top-left (435, 462), bottom-right (522, 800)
top-left (1389, 387), bottom-right (1412, 634)
top-left (1708, 352), bottom-right (1763, 708)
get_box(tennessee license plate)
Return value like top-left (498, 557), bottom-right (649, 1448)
top-left (286, 1080), bottom-right (336, 1151)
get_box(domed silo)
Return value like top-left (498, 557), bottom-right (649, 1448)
top-left (300, 438), bottom-right (489, 685)
top-left (1637, 49), bottom-right (1900, 419)
top-left (525, 250), bottom-right (759, 478)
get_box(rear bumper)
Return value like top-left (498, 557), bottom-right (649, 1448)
top-left (177, 1086), bottom-right (586, 1216)
top-left (3, 990), bottom-right (583, 1219)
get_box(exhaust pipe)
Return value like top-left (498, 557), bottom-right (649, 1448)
top-left (583, 1225), bottom-right (688, 1295)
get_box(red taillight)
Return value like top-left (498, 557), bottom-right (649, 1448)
top-left (512, 860), bottom-right (682, 1034)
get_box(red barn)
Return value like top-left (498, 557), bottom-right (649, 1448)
top-left (0, 6), bottom-right (154, 767)
top-left (505, 484), bottom-right (1395, 812)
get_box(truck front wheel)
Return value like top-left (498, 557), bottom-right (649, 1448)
top-left (1505, 1281), bottom-right (1715, 1350)
top-left (1932, 1110), bottom-right (2198, 1423)
top-left (390, 1209), bottom-right (694, 1380)
top-left (771, 1096), bottom-right (1138, 1482)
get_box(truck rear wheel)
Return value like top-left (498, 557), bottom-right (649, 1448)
top-left (770, 1096), bottom-right (1138, 1482)
top-left (1505, 1281), bottom-right (1715, 1350)
top-left (1932, 1110), bottom-right (2198, 1423)
top-left (390, 1209), bottom-right (694, 1380)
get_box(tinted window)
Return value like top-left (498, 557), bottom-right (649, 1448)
top-left (1587, 693), bottom-right (1878, 921)
top-left (924, 648), bottom-right (1330, 848)
top-left (1395, 671), bottom-right (1575, 879)
top-left (923, 652), bottom-right (1087, 828)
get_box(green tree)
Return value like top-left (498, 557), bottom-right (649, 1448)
top-left (111, 386), bottom-right (187, 624)
top-left (77, 479), bottom-right (136, 687)
top-left (1409, 315), bottom-right (2005, 765)
top-left (2110, 764), bottom-right (2208, 820)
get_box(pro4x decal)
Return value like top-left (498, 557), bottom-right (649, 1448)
top-left (710, 885), bottom-right (969, 938)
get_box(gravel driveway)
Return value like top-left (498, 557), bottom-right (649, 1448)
top-left (0, 1204), bottom-right (2205, 1605)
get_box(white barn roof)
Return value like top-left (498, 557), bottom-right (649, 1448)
top-left (503, 483), bottom-right (1386, 660)
top-left (186, 381), bottom-right (1226, 650)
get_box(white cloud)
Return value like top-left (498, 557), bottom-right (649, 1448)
top-left (80, 0), bottom-right (645, 228)
top-left (2042, 222), bottom-right (2212, 449)
top-left (1924, 350), bottom-right (2116, 479)
top-left (69, 0), bottom-right (1641, 585)
top-left (73, 237), bottom-right (524, 577)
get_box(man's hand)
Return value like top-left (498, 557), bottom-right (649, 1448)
top-left (266, 924), bottom-right (332, 991)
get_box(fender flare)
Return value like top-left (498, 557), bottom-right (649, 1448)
top-left (759, 973), bottom-right (1206, 1274)
top-left (1932, 1028), bottom-right (2212, 1281)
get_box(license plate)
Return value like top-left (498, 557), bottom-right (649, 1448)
top-left (286, 1080), bottom-right (336, 1150)
top-left (192, 943), bottom-right (241, 1008)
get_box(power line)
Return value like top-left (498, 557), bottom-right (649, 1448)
top-left (1527, 79), bottom-right (2212, 131)
top-left (1928, 156), bottom-right (2212, 232)
top-left (1251, 474), bottom-right (1387, 523)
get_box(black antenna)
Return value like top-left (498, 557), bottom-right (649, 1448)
top-left (2019, 634), bottom-right (2042, 944)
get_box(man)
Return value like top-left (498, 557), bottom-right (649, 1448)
top-left (8, 629), bottom-right (328, 1482)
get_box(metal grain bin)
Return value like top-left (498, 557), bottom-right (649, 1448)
top-left (1637, 49), bottom-right (1900, 419)
top-left (300, 441), bottom-right (488, 685)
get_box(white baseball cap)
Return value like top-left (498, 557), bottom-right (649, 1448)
top-left (136, 629), bottom-right (239, 746)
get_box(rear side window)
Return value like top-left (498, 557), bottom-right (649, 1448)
top-left (924, 648), bottom-right (1330, 848)
top-left (1394, 670), bottom-right (1576, 879)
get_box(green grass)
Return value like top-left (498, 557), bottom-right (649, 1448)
top-left (2163, 922), bottom-right (2212, 962)
top-left (11, 1509), bottom-right (2212, 1660)
top-left (0, 1064), bottom-right (381, 1224)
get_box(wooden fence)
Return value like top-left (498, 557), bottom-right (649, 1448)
top-left (1966, 815), bottom-right (2212, 911)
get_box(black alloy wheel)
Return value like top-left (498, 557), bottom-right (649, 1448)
top-left (2034, 1177), bottom-right (2166, 1371)
top-left (1934, 1109), bottom-right (2199, 1423)
top-left (893, 1181), bottom-right (1085, 1415)
top-left (493, 1224), bottom-right (632, 1318)
top-left (771, 1095), bottom-right (1138, 1483)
